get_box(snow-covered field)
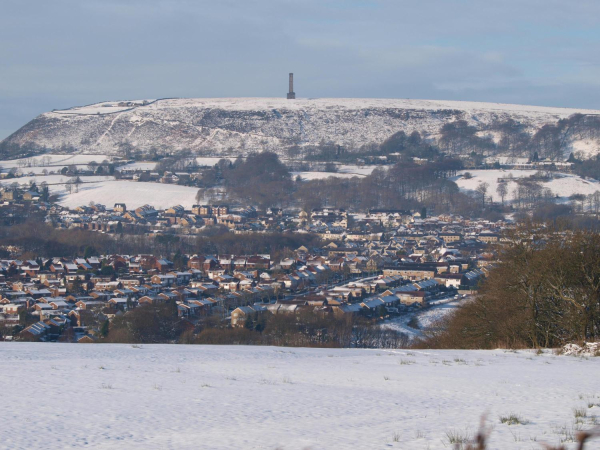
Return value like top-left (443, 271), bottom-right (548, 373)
top-left (55, 97), bottom-right (600, 117)
top-left (0, 343), bottom-right (598, 449)
top-left (0, 174), bottom-right (201, 210)
top-left (116, 162), bottom-right (157, 171)
top-left (57, 180), bottom-right (201, 209)
top-left (338, 164), bottom-right (381, 176)
top-left (455, 169), bottom-right (600, 202)
top-left (571, 139), bottom-right (600, 159)
top-left (1, 174), bottom-right (111, 187)
top-left (291, 164), bottom-right (380, 180)
top-left (292, 171), bottom-right (365, 181)
top-left (0, 154), bottom-right (112, 169)
top-left (196, 156), bottom-right (236, 166)
top-left (52, 100), bottom-right (155, 115)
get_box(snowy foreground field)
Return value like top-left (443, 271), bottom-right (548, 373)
top-left (1, 344), bottom-right (598, 449)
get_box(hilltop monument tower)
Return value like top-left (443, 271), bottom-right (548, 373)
top-left (287, 73), bottom-right (296, 99)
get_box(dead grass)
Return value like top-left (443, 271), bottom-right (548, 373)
top-left (452, 416), bottom-right (599, 449)
top-left (398, 359), bottom-right (415, 365)
top-left (499, 413), bottom-right (529, 425)
top-left (446, 429), bottom-right (471, 447)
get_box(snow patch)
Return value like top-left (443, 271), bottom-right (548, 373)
top-left (455, 169), bottom-right (600, 202)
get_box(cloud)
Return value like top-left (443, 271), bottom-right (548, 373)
top-left (1, 0), bottom-right (600, 138)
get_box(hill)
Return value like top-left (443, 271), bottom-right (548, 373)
top-left (2, 97), bottom-right (600, 159)
top-left (1, 343), bottom-right (598, 449)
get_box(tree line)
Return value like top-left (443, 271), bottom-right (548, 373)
top-left (421, 226), bottom-right (600, 349)
top-left (0, 219), bottom-right (322, 261)
top-left (104, 306), bottom-right (409, 349)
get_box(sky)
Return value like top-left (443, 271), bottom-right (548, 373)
top-left (1, 0), bottom-right (600, 139)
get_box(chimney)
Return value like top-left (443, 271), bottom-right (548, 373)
top-left (287, 73), bottom-right (296, 99)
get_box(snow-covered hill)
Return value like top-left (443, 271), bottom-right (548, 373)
top-left (1, 343), bottom-right (598, 449)
top-left (3, 97), bottom-right (600, 157)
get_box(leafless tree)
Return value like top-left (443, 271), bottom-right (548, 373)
top-left (496, 182), bottom-right (508, 205)
top-left (195, 189), bottom-right (204, 205)
top-left (476, 182), bottom-right (489, 207)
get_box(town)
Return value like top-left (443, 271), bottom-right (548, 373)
top-left (1, 145), bottom-right (595, 346)
top-left (0, 200), bottom-right (496, 344)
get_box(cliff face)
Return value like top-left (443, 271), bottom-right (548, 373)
top-left (2, 97), bottom-right (598, 157)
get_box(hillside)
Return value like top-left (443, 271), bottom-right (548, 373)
top-left (2, 97), bottom-right (600, 158)
top-left (1, 343), bottom-right (598, 449)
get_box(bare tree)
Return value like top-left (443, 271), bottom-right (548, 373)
top-left (73, 176), bottom-right (82, 193)
top-left (593, 191), bottom-right (600, 218)
top-left (496, 182), bottom-right (508, 205)
top-left (195, 189), bottom-right (204, 205)
top-left (569, 193), bottom-right (586, 212)
top-left (476, 182), bottom-right (489, 207)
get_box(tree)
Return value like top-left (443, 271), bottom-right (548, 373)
top-left (71, 277), bottom-right (83, 293)
top-left (195, 189), bottom-right (204, 205)
top-left (107, 303), bottom-right (183, 343)
top-left (496, 182), bottom-right (508, 205)
top-left (73, 176), bottom-right (82, 193)
top-left (286, 145), bottom-right (301, 161)
top-left (100, 265), bottom-right (114, 276)
top-left (423, 228), bottom-right (600, 349)
top-left (40, 182), bottom-right (50, 202)
top-left (84, 246), bottom-right (97, 258)
top-left (222, 152), bottom-right (293, 208)
top-left (569, 193), bottom-right (586, 212)
top-left (476, 182), bottom-right (489, 208)
top-left (118, 141), bottom-right (133, 159)
top-left (100, 319), bottom-right (109, 338)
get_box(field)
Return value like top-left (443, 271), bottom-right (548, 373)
top-left (454, 169), bottom-right (600, 203)
top-left (56, 180), bottom-right (202, 209)
top-left (0, 155), bottom-right (384, 209)
top-left (1, 343), bottom-right (598, 449)
top-left (3, 155), bottom-right (600, 211)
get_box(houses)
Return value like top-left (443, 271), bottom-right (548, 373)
top-left (151, 274), bottom-right (177, 287)
top-left (231, 305), bottom-right (267, 327)
top-left (0, 204), bottom-right (510, 345)
top-left (382, 264), bottom-right (440, 281)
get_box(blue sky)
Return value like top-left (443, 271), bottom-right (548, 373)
top-left (1, 0), bottom-right (600, 138)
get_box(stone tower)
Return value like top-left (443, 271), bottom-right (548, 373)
top-left (287, 73), bottom-right (296, 99)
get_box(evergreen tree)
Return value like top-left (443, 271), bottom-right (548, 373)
top-left (100, 320), bottom-right (109, 338)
